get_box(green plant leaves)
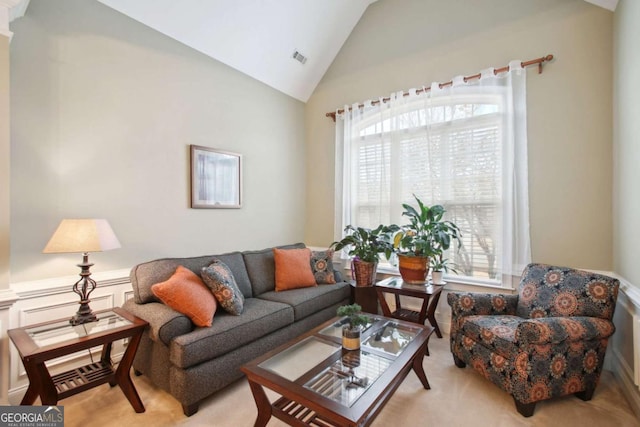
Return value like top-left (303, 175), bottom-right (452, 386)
top-left (332, 194), bottom-right (462, 266)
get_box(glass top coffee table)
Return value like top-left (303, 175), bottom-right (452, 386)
top-left (241, 315), bottom-right (433, 427)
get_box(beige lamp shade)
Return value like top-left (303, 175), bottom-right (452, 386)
top-left (43, 219), bottom-right (121, 254)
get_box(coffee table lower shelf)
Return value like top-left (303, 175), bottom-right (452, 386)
top-left (274, 397), bottom-right (337, 427)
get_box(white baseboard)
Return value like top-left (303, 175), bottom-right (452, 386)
top-left (611, 346), bottom-right (640, 418)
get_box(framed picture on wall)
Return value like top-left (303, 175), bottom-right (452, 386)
top-left (190, 145), bottom-right (242, 208)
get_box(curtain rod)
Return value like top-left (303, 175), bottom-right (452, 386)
top-left (325, 54), bottom-right (554, 122)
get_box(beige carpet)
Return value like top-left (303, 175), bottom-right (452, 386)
top-left (55, 334), bottom-right (638, 427)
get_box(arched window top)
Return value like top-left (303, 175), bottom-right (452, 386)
top-left (356, 92), bottom-right (503, 138)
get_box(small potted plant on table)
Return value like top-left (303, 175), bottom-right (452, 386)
top-left (430, 255), bottom-right (457, 285)
top-left (337, 303), bottom-right (369, 350)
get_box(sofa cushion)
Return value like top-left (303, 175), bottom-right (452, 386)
top-left (151, 266), bottom-right (217, 327)
top-left (458, 314), bottom-right (616, 361)
top-left (515, 317), bottom-right (616, 345)
top-left (130, 251), bottom-right (252, 304)
top-left (243, 243), bottom-right (306, 296)
top-left (169, 298), bottom-right (294, 369)
top-left (257, 282), bottom-right (351, 321)
top-left (458, 314), bottom-right (521, 360)
top-left (311, 250), bottom-right (336, 284)
top-left (202, 259), bottom-right (245, 315)
top-left (273, 248), bottom-right (317, 291)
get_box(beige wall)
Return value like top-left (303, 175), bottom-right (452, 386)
top-left (10, 0), bottom-right (306, 282)
top-left (305, 0), bottom-right (614, 271)
top-left (613, 0), bottom-right (640, 286)
top-left (0, 35), bottom-right (8, 290)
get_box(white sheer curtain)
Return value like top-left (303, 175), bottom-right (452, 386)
top-left (335, 60), bottom-right (531, 285)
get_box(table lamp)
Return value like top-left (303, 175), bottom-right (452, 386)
top-left (43, 219), bottom-right (121, 325)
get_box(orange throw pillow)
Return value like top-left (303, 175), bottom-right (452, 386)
top-left (273, 248), bottom-right (318, 291)
top-left (151, 266), bottom-right (217, 327)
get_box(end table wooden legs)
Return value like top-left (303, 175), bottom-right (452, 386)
top-left (115, 332), bottom-right (145, 413)
top-left (426, 291), bottom-right (443, 338)
top-left (21, 362), bottom-right (57, 405)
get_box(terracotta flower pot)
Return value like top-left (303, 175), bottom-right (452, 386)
top-left (398, 254), bottom-right (429, 284)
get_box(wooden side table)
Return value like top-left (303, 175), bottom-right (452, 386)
top-left (375, 277), bottom-right (444, 347)
top-left (349, 281), bottom-right (380, 314)
top-left (8, 307), bottom-right (148, 412)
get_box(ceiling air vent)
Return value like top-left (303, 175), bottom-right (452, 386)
top-left (292, 50), bottom-right (308, 65)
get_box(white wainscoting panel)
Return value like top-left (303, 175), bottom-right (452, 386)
top-left (609, 275), bottom-right (640, 418)
top-left (0, 288), bottom-right (19, 405)
top-left (636, 313), bottom-right (640, 387)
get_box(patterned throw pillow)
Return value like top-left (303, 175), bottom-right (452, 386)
top-left (311, 250), bottom-right (336, 284)
top-left (151, 266), bottom-right (217, 327)
top-left (201, 259), bottom-right (245, 315)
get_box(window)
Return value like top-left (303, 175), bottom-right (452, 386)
top-left (336, 66), bottom-right (530, 286)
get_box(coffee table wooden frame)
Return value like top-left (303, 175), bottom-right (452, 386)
top-left (8, 307), bottom-right (148, 412)
top-left (241, 315), bottom-right (433, 427)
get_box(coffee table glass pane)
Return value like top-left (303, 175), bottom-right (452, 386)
top-left (304, 349), bottom-right (392, 407)
top-left (27, 311), bottom-right (131, 348)
top-left (362, 320), bottom-right (422, 357)
top-left (318, 316), bottom-right (379, 340)
top-left (259, 337), bottom-right (339, 381)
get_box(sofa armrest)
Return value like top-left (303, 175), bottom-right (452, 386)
top-left (447, 292), bottom-right (518, 317)
top-left (123, 299), bottom-right (193, 345)
top-left (515, 316), bottom-right (616, 345)
top-left (334, 269), bottom-right (344, 283)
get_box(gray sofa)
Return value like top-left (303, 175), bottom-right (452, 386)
top-left (122, 243), bottom-right (351, 416)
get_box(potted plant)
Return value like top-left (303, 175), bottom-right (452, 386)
top-left (387, 195), bottom-right (462, 284)
top-left (429, 256), bottom-right (458, 285)
top-left (331, 224), bottom-right (393, 287)
top-left (337, 303), bottom-right (369, 350)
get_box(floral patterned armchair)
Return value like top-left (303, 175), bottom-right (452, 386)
top-left (447, 263), bottom-right (619, 417)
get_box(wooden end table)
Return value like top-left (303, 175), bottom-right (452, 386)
top-left (349, 282), bottom-right (379, 314)
top-left (8, 307), bottom-right (148, 412)
top-left (375, 277), bottom-right (444, 353)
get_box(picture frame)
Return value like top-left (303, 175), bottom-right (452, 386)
top-left (190, 145), bottom-right (242, 209)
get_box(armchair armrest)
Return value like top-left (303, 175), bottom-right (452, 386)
top-left (447, 292), bottom-right (518, 317)
top-left (516, 316), bottom-right (616, 345)
top-left (123, 299), bottom-right (193, 345)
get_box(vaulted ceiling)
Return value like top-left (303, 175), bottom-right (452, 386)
top-left (96, 0), bottom-right (377, 102)
top-left (5, 0), bottom-right (618, 102)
